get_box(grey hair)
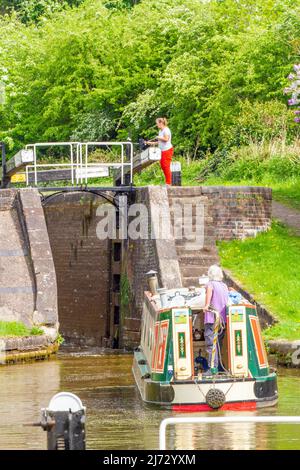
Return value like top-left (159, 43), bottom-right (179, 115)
top-left (208, 265), bottom-right (224, 282)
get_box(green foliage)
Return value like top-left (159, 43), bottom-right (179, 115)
top-left (120, 273), bottom-right (132, 311)
top-left (0, 321), bottom-right (43, 337)
top-left (201, 140), bottom-right (300, 208)
top-left (218, 221), bottom-right (300, 341)
top-left (221, 101), bottom-right (298, 148)
top-left (56, 333), bottom-right (65, 345)
top-left (70, 111), bottom-right (116, 141)
top-left (104, 0), bottom-right (140, 11)
top-left (30, 326), bottom-right (44, 335)
top-left (0, 0), bottom-right (84, 23)
top-left (1, 0), bottom-right (300, 156)
top-left (215, 148), bottom-right (300, 183)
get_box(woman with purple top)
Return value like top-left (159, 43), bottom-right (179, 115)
top-left (202, 265), bottom-right (229, 375)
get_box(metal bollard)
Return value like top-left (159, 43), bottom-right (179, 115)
top-left (171, 161), bottom-right (182, 186)
top-left (40, 392), bottom-right (86, 450)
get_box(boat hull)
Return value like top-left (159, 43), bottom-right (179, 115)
top-left (133, 352), bottom-right (278, 412)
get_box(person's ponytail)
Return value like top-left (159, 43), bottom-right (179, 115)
top-left (157, 117), bottom-right (168, 126)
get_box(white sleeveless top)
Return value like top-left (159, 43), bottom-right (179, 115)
top-left (158, 127), bottom-right (172, 151)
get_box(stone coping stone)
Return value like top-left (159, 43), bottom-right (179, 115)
top-left (268, 339), bottom-right (300, 353)
top-left (167, 185), bottom-right (272, 196)
top-left (0, 334), bottom-right (52, 352)
top-left (268, 340), bottom-right (300, 368)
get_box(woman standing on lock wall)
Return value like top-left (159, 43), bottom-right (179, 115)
top-left (147, 117), bottom-right (174, 185)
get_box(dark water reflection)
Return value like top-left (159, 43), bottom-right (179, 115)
top-left (0, 352), bottom-right (299, 450)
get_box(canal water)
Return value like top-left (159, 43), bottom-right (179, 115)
top-left (0, 351), bottom-right (299, 450)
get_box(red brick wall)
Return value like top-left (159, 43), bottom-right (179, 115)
top-left (44, 193), bottom-right (111, 346)
top-left (201, 186), bottom-right (272, 240)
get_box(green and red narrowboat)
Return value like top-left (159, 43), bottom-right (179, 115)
top-left (132, 288), bottom-right (278, 412)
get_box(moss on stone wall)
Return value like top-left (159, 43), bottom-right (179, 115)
top-left (120, 273), bottom-right (132, 315)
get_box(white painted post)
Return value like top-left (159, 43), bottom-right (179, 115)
top-left (70, 144), bottom-right (74, 185)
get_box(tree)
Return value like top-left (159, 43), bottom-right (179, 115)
top-left (0, 0), bottom-right (299, 155)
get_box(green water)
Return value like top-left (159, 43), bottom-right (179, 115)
top-left (0, 351), bottom-right (299, 450)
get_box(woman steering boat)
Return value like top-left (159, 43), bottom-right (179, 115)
top-left (202, 265), bottom-right (229, 376)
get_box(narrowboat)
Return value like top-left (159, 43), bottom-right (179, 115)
top-left (132, 287), bottom-right (278, 411)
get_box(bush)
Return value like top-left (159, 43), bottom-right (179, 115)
top-left (221, 100), bottom-right (298, 148)
top-left (217, 142), bottom-right (300, 183)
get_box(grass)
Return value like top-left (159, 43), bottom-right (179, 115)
top-left (218, 221), bottom-right (300, 341)
top-left (271, 180), bottom-right (300, 211)
top-left (0, 321), bottom-right (43, 338)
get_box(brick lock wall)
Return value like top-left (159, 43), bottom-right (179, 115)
top-left (121, 188), bottom-right (158, 348)
top-left (201, 186), bottom-right (272, 240)
top-left (165, 186), bottom-right (272, 241)
top-left (44, 193), bottom-right (111, 346)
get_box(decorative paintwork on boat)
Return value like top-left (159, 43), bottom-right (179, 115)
top-left (132, 288), bottom-right (278, 411)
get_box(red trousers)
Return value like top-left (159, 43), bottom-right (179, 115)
top-left (160, 147), bottom-right (174, 185)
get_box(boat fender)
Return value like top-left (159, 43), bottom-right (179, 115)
top-left (206, 388), bottom-right (226, 409)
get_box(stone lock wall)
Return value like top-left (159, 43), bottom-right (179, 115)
top-left (0, 189), bottom-right (58, 333)
top-left (0, 190), bottom-right (35, 326)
